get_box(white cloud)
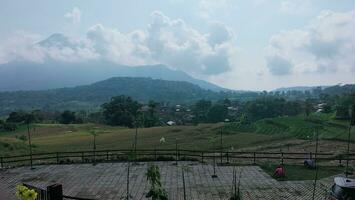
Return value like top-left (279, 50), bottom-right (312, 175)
top-left (0, 32), bottom-right (45, 64)
top-left (87, 24), bottom-right (151, 66)
top-left (0, 11), bottom-right (238, 76)
top-left (64, 7), bottom-right (82, 24)
top-left (144, 11), bottom-right (237, 75)
top-left (266, 9), bottom-right (355, 76)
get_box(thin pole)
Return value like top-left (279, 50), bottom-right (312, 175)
top-left (127, 162), bottom-right (130, 199)
top-left (237, 169), bottom-right (242, 199)
top-left (93, 134), bottom-right (96, 165)
top-left (175, 138), bottom-right (178, 165)
top-left (134, 123), bottom-right (138, 161)
top-left (182, 168), bottom-right (186, 200)
top-left (27, 121), bottom-right (33, 169)
top-left (233, 168), bottom-right (237, 198)
top-left (220, 128), bottom-right (223, 164)
top-left (212, 142), bottom-right (218, 178)
top-left (213, 154), bottom-right (216, 175)
top-left (312, 128), bottom-right (319, 200)
top-left (346, 124), bottom-right (352, 177)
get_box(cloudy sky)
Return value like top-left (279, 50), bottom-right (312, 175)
top-left (1, 0), bottom-right (355, 90)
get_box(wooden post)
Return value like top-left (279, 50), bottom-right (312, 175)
top-left (212, 153), bottom-right (217, 178)
top-left (182, 168), bottom-right (187, 200)
top-left (346, 125), bottom-right (352, 177)
top-left (0, 157), bottom-right (3, 168)
top-left (134, 124), bottom-right (138, 161)
top-left (56, 152), bottom-right (59, 164)
top-left (81, 152), bottom-right (84, 163)
top-left (281, 152), bottom-right (284, 165)
top-left (226, 151), bottom-right (229, 163)
top-left (47, 184), bottom-right (63, 200)
top-left (201, 152), bottom-right (204, 163)
top-left (220, 128), bottom-right (223, 164)
top-left (106, 151), bottom-right (109, 161)
top-left (175, 138), bottom-right (178, 165)
top-left (93, 134), bottom-right (96, 165)
top-left (253, 152), bottom-right (256, 164)
top-left (27, 122), bottom-right (33, 169)
top-left (127, 162), bottom-right (130, 199)
top-left (154, 148), bottom-right (157, 161)
top-left (339, 156), bottom-right (342, 166)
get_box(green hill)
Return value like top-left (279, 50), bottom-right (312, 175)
top-left (0, 77), bottom-right (243, 115)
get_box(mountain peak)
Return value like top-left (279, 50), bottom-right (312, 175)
top-left (38, 33), bottom-right (75, 49)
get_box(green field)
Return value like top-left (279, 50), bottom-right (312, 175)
top-left (1, 113), bottom-right (352, 157)
top-left (225, 114), bottom-right (353, 140)
top-left (0, 123), bottom-right (286, 157)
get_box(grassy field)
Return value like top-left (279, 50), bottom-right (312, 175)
top-left (0, 123), bottom-right (287, 156)
top-left (1, 113), bottom-right (352, 158)
top-left (225, 114), bottom-right (353, 140)
top-left (260, 163), bottom-right (345, 181)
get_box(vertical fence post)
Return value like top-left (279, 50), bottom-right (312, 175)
top-left (81, 152), bottom-right (84, 163)
top-left (126, 162), bottom-right (130, 199)
top-left (201, 152), bottom-right (204, 163)
top-left (154, 148), bottom-right (157, 161)
top-left (253, 152), bottom-right (256, 164)
top-left (339, 155), bottom-right (342, 166)
top-left (227, 151), bottom-right (229, 163)
top-left (281, 152), bottom-right (284, 165)
top-left (175, 139), bottom-right (178, 165)
top-left (106, 150), bottom-right (109, 161)
top-left (56, 152), bottom-right (59, 164)
top-left (182, 168), bottom-right (187, 200)
top-left (0, 157), bottom-right (3, 168)
top-left (47, 184), bottom-right (63, 200)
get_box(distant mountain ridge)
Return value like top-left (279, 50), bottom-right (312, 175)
top-left (273, 86), bottom-right (329, 92)
top-left (0, 77), bottom-right (227, 115)
top-left (0, 61), bottom-right (226, 92)
top-left (0, 33), bottom-right (226, 92)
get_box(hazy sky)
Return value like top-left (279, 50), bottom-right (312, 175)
top-left (1, 0), bottom-right (355, 90)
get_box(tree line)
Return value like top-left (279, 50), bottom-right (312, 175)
top-left (1, 91), bottom-right (354, 132)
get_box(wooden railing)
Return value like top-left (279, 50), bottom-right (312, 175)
top-left (1, 149), bottom-right (354, 168)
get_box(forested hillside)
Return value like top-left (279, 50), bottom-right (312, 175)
top-left (0, 77), bottom-right (254, 115)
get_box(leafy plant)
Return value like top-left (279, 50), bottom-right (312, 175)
top-left (16, 185), bottom-right (38, 200)
top-left (146, 165), bottom-right (168, 200)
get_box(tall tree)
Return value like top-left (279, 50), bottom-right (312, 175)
top-left (102, 95), bottom-right (141, 128)
top-left (194, 99), bottom-right (212, 122)
top-left (207, 104), bottom-right (228, 123)
top-left (59, 110), bottom-right (76, 124)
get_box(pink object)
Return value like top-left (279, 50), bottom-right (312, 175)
top-left (274, 166), bottom-right (285, 177)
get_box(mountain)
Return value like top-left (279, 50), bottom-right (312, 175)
top-left (0, 77), bottom-right (229, 115)
top-left (0, 33), bottom-right (227, 92)
top-left (0, 60), bottom-right (226, 92)
top-left (0, 33), bottom-right (226, 91)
